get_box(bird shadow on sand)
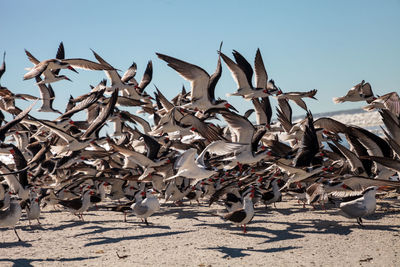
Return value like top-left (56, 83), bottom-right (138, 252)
top-left (156, 205), bottom-right (214, 222)
top-left (0, 256), bottom-right (99, 267)
top-left (202, 245), bottom-right (301, 258)
top-left (73, 222), bottom-right (171, 238)
top-left (83, 230), bottom-right (192, 247)
top-left (0, 239), bottom-right (32, 248)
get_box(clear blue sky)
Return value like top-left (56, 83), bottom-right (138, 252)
top-left (1, 0), bottom-right (399, 120)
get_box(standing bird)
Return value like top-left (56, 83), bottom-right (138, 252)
top-left (0, 196), bottom-right (23, 241)
top-left (223, 189), bottom-right (255, 233)
top-left (57, 189), bottom-right (94, 221)
top-left (131, 189), bottom-right (160, 225)
top-left (339, 186), bottom-right (386, 227)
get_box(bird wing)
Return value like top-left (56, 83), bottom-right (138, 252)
top-left (196, 140), bottom-right (245, 166)
top-left (58, 89), bottom-right (105, 120)
top-left (207, 42), bottom-right (223, 102)
top-left (339, 198), bottom-right (368, 218)
top-left (232, 50), bottom-right (253, 87)
top-left (224, 208), bottom-right (246, 223)
top-left (132, 202), bottom-right (149, 215)
top-left (54, 42), bottom-right (65, 76)
top-left (81, 89), bottom-right (118, 139)
top-left (339, 176), bottom-right (400, 191)
top-left (137, 61), bottom-right (153, 93)
top-left (121, 62), bottom-right (137, 83)
top-left (156, 53), bottom-right (210, 102)
top-left (178, 114), bottom-right (222, 142)
top-left (110, 143), bottom-right (154, 167)
top-left (219, 52), bottom-right (252, 90)
top-left (174, 148), bottom-right (197, 170)
top-left (0, 100), bottom-right (36, 139)
top-left (63, 57), bottom-right (115, 70)
top-left (90, 50), bottom-right (121, 82)
top-left (254, 48), bottom-right (268, 89)
top-left (24, 49), bottom-right (40, 65)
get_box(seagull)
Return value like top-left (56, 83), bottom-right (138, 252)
top-left (131, 189), bottom-right (160, 225)
top-left (0, 195), bottom-right (23, 241)
top-left (339, 186), bottom-right (387, 226)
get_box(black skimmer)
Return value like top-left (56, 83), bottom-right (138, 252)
top-left (260, 178), bottom-right (282, 208)
top-left (57, 189), bottom-right (94, 221)
top-left (156, 45), bottom-right (237, 113)
top-left (35, 76), bottom-right (62, 114)
top-left (223, 188), bottom-right (255, 233)
top-left (292, 112), bottom-right (321, 167)
top-left (333, 80), bottom-right (375, 104)
top-left (131, 189), bottom-right (160, 225)
top-left (23, 45), bottom-right (114, 83)
top-left (221, 49), bottom-right (277, 99)
top-left (363, 92), bottom-right (400, 117)
top-left (275, 89), bottom-right (317, 111)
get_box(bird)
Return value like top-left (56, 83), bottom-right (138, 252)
top-left (57, 189), bottom-right (94, 221)
top-left (156, 45), bottom-right (237, 113)
top-left (35, 76), bottom-right (62, 114)
top-left (275, 89), bottom-right (318, 111)
top-left (333, 80), bottom-right (375, 104)
top-left (23, 45), bottom-right (115, 83)
top-left (131, 189), bottom-right (160, 225)
top-left (222, 188), bottom-right (255, 233)
top-left (0, 195), bottom-right (23, 241)
top-left (221, 49), bottom-right (277, 99)
top-left (363, 92), bottom-right (400, 117)
top-left (339, 186), bottom-right (387, 226)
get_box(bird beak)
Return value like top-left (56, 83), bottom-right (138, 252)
top-left (68, 66), bottom-right (79, 74)
top-left (65, 77), bottom-right (73, 82)
top-left (225, 103), bottom-right (238, 112)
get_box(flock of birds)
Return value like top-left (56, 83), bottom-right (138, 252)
top-left (1, 42), bottom-right (400, 242)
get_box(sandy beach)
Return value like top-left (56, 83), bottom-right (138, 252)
top-left (1, 195), bottom-right (400, 267)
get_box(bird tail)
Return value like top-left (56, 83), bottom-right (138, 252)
top-left (332, 97), bottom-right (344, 104)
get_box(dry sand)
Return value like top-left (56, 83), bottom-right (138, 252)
top-left (1, 196), bottom-right (400, 266)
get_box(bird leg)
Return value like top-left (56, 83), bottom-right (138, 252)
top-left (357, 217), bottom-right (364, 228)
top-left (13, 228), bottom-right (22, 242)
top-left (123, 212), bottom-right (127, 222)
top-left (145, 219), bottom-right (149, 226)
top-left (242, 224), bottom-right (247, 233)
